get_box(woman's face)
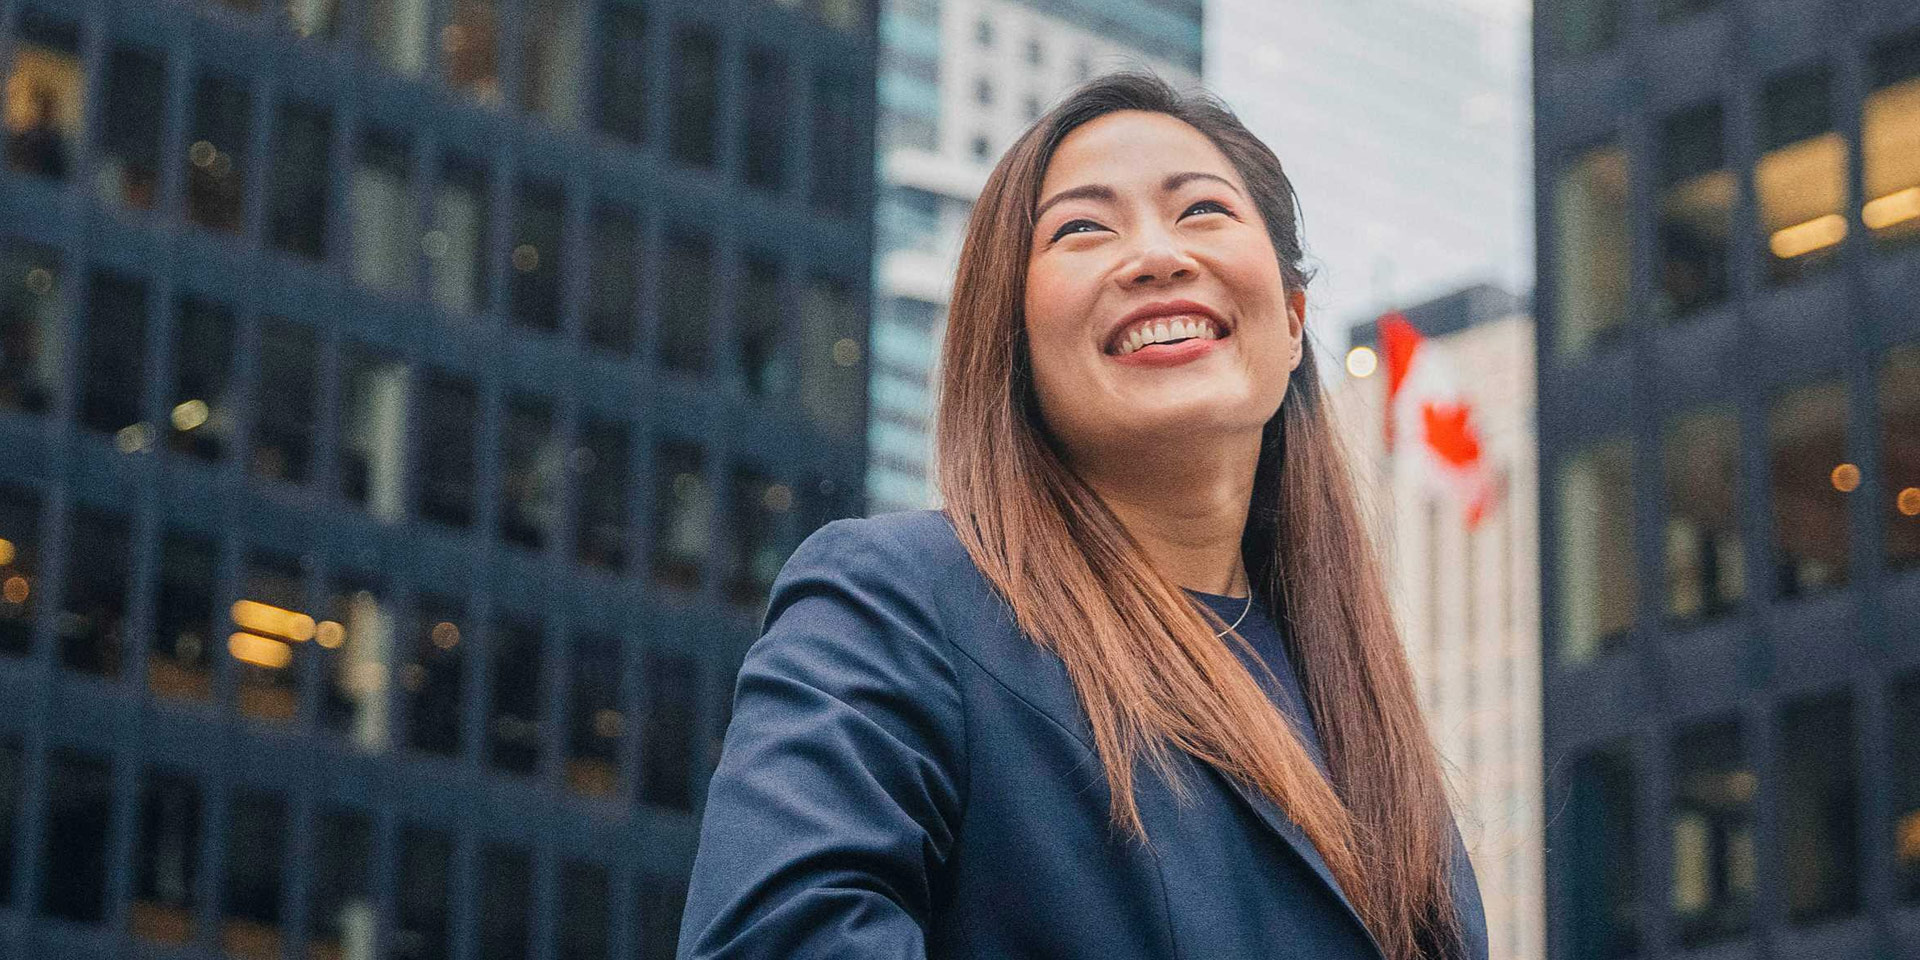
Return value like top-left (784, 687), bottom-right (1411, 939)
top-left (1024, 110), bottom-right (1304, 468)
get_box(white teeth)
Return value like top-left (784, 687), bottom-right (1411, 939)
top-left (1116, 314), bottom-right (1226, 355)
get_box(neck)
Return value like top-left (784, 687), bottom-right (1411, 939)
top-left (1071, 431), bottom-right (1259, 598)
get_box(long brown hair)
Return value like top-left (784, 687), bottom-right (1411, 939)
top-left (934, 73), bottom-right (1463, 960)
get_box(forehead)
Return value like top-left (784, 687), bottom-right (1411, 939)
top-left (1039, 110), bottom-right (1243, 197)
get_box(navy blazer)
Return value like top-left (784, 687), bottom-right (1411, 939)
top-left (678, 509), bottom-right (1488, 959)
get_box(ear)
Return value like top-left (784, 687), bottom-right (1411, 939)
top-left (1286, 286), bottom-right (1307, 371)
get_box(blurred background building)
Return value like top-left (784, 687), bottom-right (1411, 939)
top-left (1339, 283), bottom-right (1543, 960)
top-left (865, 0), bottom-right (1202, 513)
top-left (1536, 1), bottom-right (1920, 958)
top-left (0, 0), bottom-right (875, 957)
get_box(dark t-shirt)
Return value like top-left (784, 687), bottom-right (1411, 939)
top-left (1187, 589), bottom-right (1329, 776)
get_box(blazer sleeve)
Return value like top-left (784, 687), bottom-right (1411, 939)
top-left (676, 518), bottom-right (969, 960)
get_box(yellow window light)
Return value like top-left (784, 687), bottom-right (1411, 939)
top-left (170, 399), bottom-right (210, 432)
top-left (1864, 186), bottom-right (1920, 231)
top-left (0, 537), bottom-right (14, 566)
top-left (1769, 213), bottom-right (1847, 260)
top-left (1346, 345), bottom-right (1379, 378)
top-left (229, 632), bottom-right (293, 669)
top-left (231, 599), bottom-right (317, 643)
top-left (1830, 463), bottom-right (1861, 493)
top-left (315, 620), bottom-right (346, 649)
top-left (2, 575), bottom-right (27, 605)
top-left (1899, 487), bottom-right (1920, 518)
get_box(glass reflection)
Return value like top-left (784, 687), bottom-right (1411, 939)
top-left (1779, 694), bottom-right (1859, 924)
top-left (339, 345), bottom-right (409, 521)
top-left (187, 73), bottom-right (253, 234)
top-left (1557, 440), bottom-right (1634, 665)
top-left (1757, 67), bottom-right (1844, 284)
top-left (351, 128), bottom-right (415, 294)
top-left (0, 484), bottom-right (40, 658)
top-left (1553, 142), bottom-right (1628, 357)
top-left (98, 47), bottom-right (166, 210)
top-left (1671, 720), bottom-right (1752, 947)
top-left (1865, 31), bottom-right (1920, 249)
top-left (1768, 379), bottom-right (1849, 596)
top-left (1882, 345), bottom-right (1920, 567)
top-left (0, 239), bottom-right (63, 415)
top-left (1663, 409), bottom-right (1742, 622)
top-left (1654, 103), bottom-right (1731, 321)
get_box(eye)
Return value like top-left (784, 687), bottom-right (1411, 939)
top-left (1183, 199), bottom-right (1232, 218)
top-left (1049, 218), bottom-right (1106, 242)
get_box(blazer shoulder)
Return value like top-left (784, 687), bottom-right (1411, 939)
top-left (777, 509), bottom-right (977, 591)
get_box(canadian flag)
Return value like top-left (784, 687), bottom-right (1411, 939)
top-left (1377, 311), bottom-right (1499, 529)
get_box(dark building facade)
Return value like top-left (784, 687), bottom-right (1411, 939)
top-left (0, 0), bottom-right (875, 957)
top-left (1537, 1), bottom-right (1920, 958)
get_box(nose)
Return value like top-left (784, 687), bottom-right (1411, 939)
top-left (1120, 232), bottom-right (1200, 288)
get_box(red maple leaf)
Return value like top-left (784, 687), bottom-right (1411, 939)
top-left (1421, 402), bottom-right (1482, 468)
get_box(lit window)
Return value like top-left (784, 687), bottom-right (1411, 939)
top-left (166, 295), bottom-right (237, 464)
top-left (2, 12), bottom-right (82, 181)
top-left (365, 0), bottom-right (429, 76)
top-left (736, 254), bottom-right (787, 398)
top-left (0, 238), bottom-right (63, 415)
top-left (811, 66), bottom-right (862, 212)
top-left (405, 595), bottom-right (466, 756)
top-left (1549, 0), bottom-right (1621, 58)
top-left (396, 826), bottom-right (453, 959)
top-left (416, 370), bottom-right (478, 529)
top-left (651, 440), bottom-right (710, 591)
top-left (487, 616), bottom-right (545, 775)
top-left (586, 203), bottom-right (640, 356)
top-left (308, 808), bottom-right (374, 959)
top-left (339, 344), bottom-right (409, 521)
top-left (444, 0), bottom-right (502, 103)
top-left (132, 769), bottom-right (202, 945)
top-left (79, 271), bottom-right (148, 438)
top-left (743, 47), bottom-right (789, 190)
top-left (1767, 379), bottom-right (1850, 597)
top-left (508, 178), bottom-right (565, 333)
top-left (320, 576), bottom-right (394, 751)
top-left (501, 395), bottom-right (560, 551)
top-left (567, 635), bottom-right (623, 797)
top-left (280, 0), bottom-right (341, 39)
top-left (235, 551), bottom-right (307, 722)
top-left (479, 845), bottom-right (534, 960)
top-left (1881, 345), bottom-right (1920, 567)
top-left (1552, 141), bottom-right (1628, 357)
top-left (798, 276), bottom-right (865, 440)
top-left (151, 530), bottom-right (218, 702)
top-left (1779, 693), bottom-right (1859, 924)
top-left (98, 46), bottom-right (166, 210)
top-left (1557, 440), bottom-right (1635, 665)
top-left (1664, 408), bottom-right (1743, 622)
top-left (430, 158), bottom-right (490, 317)
top-left (222, 790), bottom-right (288, 960)
top-left (1653, 102), bottom-right (1732, 321)
top-left (267, 101), bottom-right (333, 259)
top-left (0, 485), bottom-right (40, 659)
top-left (660, 232), bottom-right (714, 374)
top-left (574, 413), bottom-right (631, 571)
top-left (1669, 720), bottom-right (1751, 946)
top-left (670, 28), bottom-right (720, 168)
top-left (520, 0), bottom-right (585, 126)
top-left (1865, 29), bottom-right (1920, 250)
top-left (560, 860), bottom-right (613, 959)
top-left (43, 749), bottom-right (111, 923)
top-left (250, 317), bottom-right (320, 485)
top-left (1756, 66), bottom-right (1845, 284)
top-left (187, 73), bottom-right (253, 235)
top-left (350, 127), bottom-right (415, 294)
top-left (819, 0), bottom-right (864, 32)
top-left (640, 649), bottom-right (696, 811)
top-left (595, 4), bottom-right (647, 145)
top-left (1893, 673), bottom-right (1920, 902)
top-left (59, 506), bottom-right (132, 679)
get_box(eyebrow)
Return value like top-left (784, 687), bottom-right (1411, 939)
top-left (1033, 171), bottom-right (1244, 225)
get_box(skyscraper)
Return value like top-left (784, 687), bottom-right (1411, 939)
top-left (1536, 3), bottom-right (1920, 958)
top-left (0, 1), bottom-right (875, 956)
top-left (866, 0), bottom-right (1202, 513)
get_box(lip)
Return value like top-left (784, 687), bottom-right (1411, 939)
top-left (1102, 299), bottom-right (1230, 356)
top-left (1109, 335), bottom-right (1223, 368)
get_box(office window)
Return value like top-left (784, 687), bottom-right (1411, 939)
top-left (80, 271), bottom-right (148, 438)
top-left (638, 874), bottom-right (689, 960)
top-left (132, 769), bottom-right (202, 945)
top-left (737, 254), bottom-right (786, 399)
top-left (508, 178), bottom-right (564, 333)
top-left (971, 135), bottom-right (991, 162)
top-left (586, 203), bottom-right (639, 356)
top-left (394, 826), bottom-right (453, 960)
top-left (1663, 408), bottom-right (1743, 622)
top-left (1557, 440), bottom-right (1634, 665)
top-left (187, 73), bottom-right (252, 234)
top-left (339, 345), bottom-right (409, 520)
top-left (350, 127), bottom-right (414, 293)
top-left (98, 46), bottom-right (166, 209)
top-left (1550, 0), bottom-right (1620, 58)
top-left (267, 101), bottom-right (332, 259)
top-left (479, 845), bottom-right (533, 960)
top-left (974, 18), bottom-right (993, 46)
top-left (0, 739), bottom-right (18, 906)
top-left (445, 0), bottom-right (502, 103)
top-left (487, 616), bottom-right (545, 775)
top-left (1885, 345), bottom-right (1920, 567)
top-left (167, 294), bottom-right (237, 463)
top-left (726, 466), bottom-right (788, 608)
top-left (521, 0), bottom-right (585, 125)
top-left (975, 78), bottom-right (994, 106)
top-left (1780, 693), bottom-right (1859, 923)
top-left (60, 507), bottom-right (131, 678)
top-left (1757, 66), bottom-right (1844, 284)
top-left (811, 66), bottom-right (863, 213)
top-left (150, 530), bottom-right (218, 702)
top-left (819, 0), bottom-right (864, 32)
top-left (42, 749), bottom-right (112, 923)
top-left (1768, 379), bottom-right (1849, 597)
top-left (798, 276), bottom-right (864, 439)
top-left (1894, 674), bottom-right (1920, 901)
top-left (501, 395), bottom-right (559, 551)
top-left (595, 4), bottom-right (647, 145)
top-left (640, 649), bottom-right (696, 810)
top-left (1654, 103), bottom-right (1731, 321)
top-left (405, 595), bottom-right (466, 756)
top-left (1552, 142), bottom-right (1628, 357)
top-left (659, 232), bottom-right (714, 374)
top-left (575, 413), bottom-right (630, 571)
top-left (1864, 30), bottom-right (1920, 250)
top-left (1025, 95), bottom-right (1042, 121)
top-left (250, 317), bottom-right (319, 484)
top-left (0, 238), bottom-right (62, 415)
top-left (430, 159), bottom-right (490, 316)
top-left (651, 440), bottom-right (710, 590)
top-left (235, 551), bottom-right (307, 721)
top-left (416, 370), bottom-right (478, 529)
top-left (321, 576), bottom-right (394, 751)
top-left (281, 0), bottom-right (341, 38)
top-left (0, 484), bottom-right (40, 658)
top-left (366, 0), bottom-right (428, 75)
top-left (743, 47), bottom-right (789, 189)
top-left (310, 808), bottom-right (375, 959)
top-left (670, 28), bottom-right (720, 168)
top-left (1671, 719), bottom-right (1752, 947)
top-left (559, 861), bottom-right (613, 960)
top-left (222, 790), bottom-right (287, 960)
top-left (2, 13), bottom-right (81, 181)
top-left (567, 634), bottom-right (623, 797)
top-left (1026, 37), bottom-right (1044, 66)
top-left (1566, 748), bottom-right (1643, 960)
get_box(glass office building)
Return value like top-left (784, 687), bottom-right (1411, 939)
top-left (0, 0), bottom-right (875, 956)
top-left (1537, 1), bottom-right (1920, 957)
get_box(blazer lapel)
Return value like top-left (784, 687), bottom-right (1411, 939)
top-left (1213, 770), bottom-right (1387, 959)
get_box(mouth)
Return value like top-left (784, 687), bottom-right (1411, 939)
top-left (1103, 301), bottom-right (1231, 357)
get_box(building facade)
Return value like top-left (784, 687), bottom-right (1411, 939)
top-left (1341, 284), bottom-right (1544, 960)
top-left (866, 0), bottom-right (1200, 513)
top-left (0, 0), bottom-right (875, 957)
top-left (1536, 1), bottom-right (1920, 958)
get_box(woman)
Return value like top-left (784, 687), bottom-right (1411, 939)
top-left (677, 73), bottom-right (1487, 960)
